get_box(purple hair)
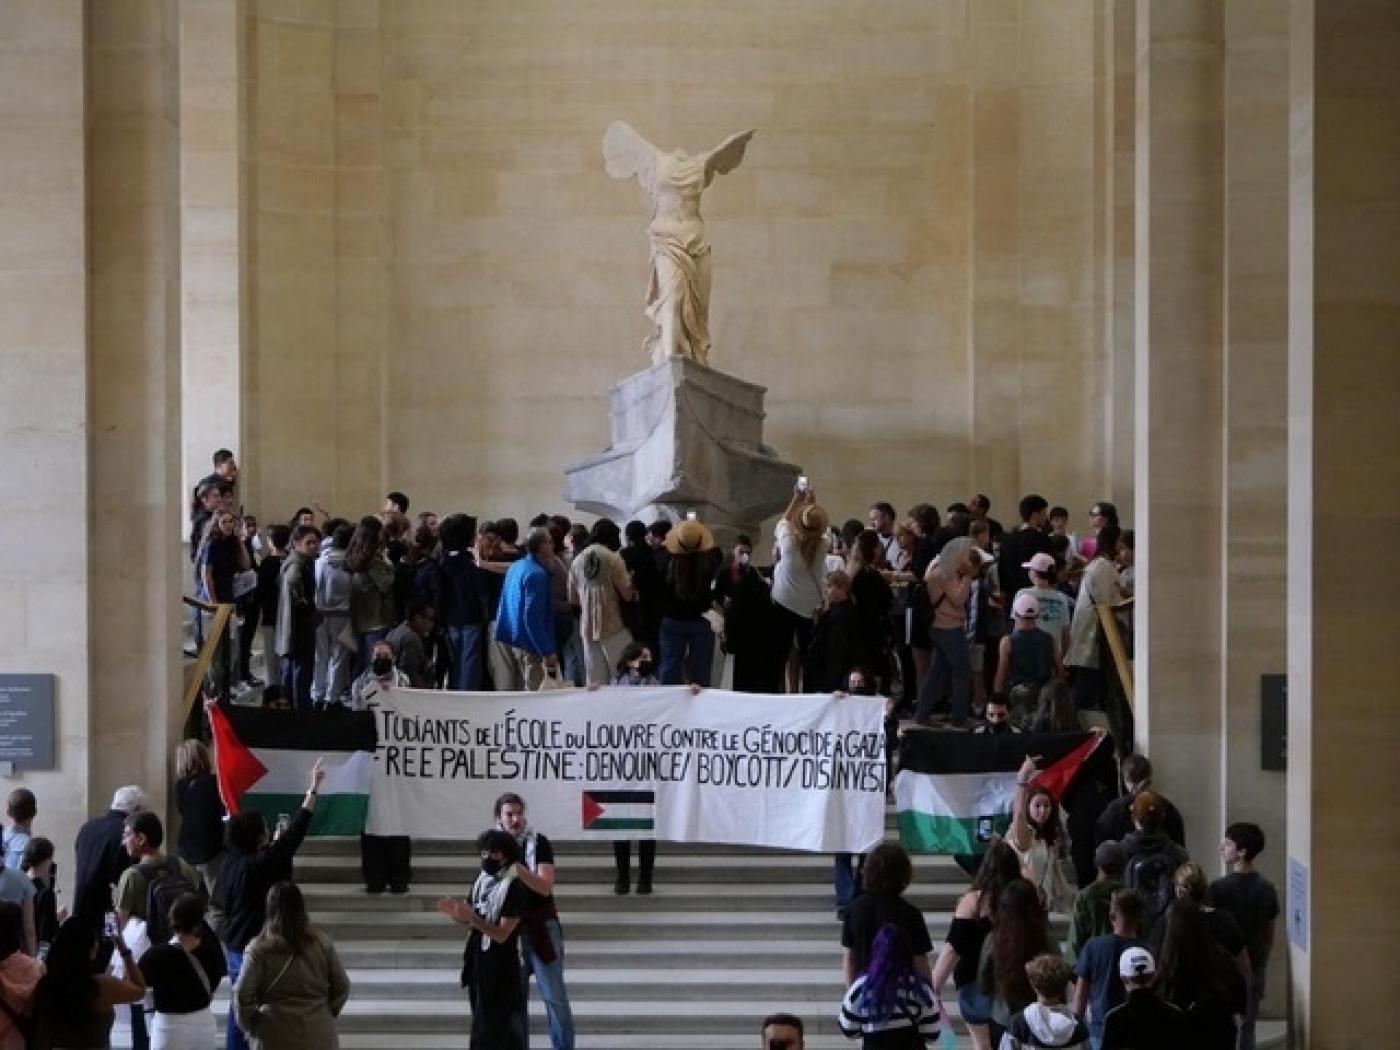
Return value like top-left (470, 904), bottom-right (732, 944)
top-left (856, 923), bottom-right (917, 1019)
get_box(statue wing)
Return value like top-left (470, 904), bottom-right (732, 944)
top-left (603, 121), bottom-right (658, 184)
top-left (703, 128), bottom-right (756, 186)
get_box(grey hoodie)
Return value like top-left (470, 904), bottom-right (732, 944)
top-left (315, 547), bottom-right (352, 614)
top-left (999, 1003), bottom-right (1091, 1050)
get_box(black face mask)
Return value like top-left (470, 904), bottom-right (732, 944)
top-left (635, 660), bottom-right (655, 678)
top-left (481, 857), bottom-right (503, 877)
top-left (372, 656), bottom-right (394, 676)
top-left (984, 719), bottom-right (1012, 733)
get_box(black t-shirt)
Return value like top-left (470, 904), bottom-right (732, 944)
top-left (525, 834), bottom-right (559, 921)
top-left (256, 553), bottom-right (285, 624)
top-left (1102, 988), bottom-right (1191, 1050)
top-left (998, 527), bottom-right (1052, 599)
top-left (841, 892), bottom-right (933, 974)
top-left (463, 878), bottom-right (529, 1005)
top-left (945, 914), bottom-right (992, 988)
top-left (140, 929), bottom-right (227, 1013)
top-left (175, 772), bottom-right (225, 865)
top-left (205, 535), bottom-right (240, 603)
top-left (1208, 872), bottom-right (1279, 967)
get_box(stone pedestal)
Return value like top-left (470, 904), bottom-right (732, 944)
top-left (564, 358), bottom-right (802, 544)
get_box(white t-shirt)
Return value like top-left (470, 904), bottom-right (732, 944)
top-left (1066, 558), bottom-right (1123, 668)
top-left (771, 519), bottom-right (828, 619)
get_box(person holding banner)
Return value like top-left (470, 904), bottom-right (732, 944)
top-left (493, 794), bottom-right (575, 1050)
top-left (604, 644), bottom-right (663, 895)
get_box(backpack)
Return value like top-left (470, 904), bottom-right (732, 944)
top-left (1125, 843), bottom-right (1189, 925)
top-left (139, 857), bottom-right (201, 946)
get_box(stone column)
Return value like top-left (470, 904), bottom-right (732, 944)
top-left (0, 1), bottom-right (91, 873)
top-left (1220, 0), bottom-right (1290, 1015)
top-left (179, 0), bottom-right (243, 509)
top-left (87, 0), bottom-right (186, 810)
top-left (1132, 0), bottom-right (1225, 865)
top-left (1286, 2), bottom-right (1400, 1045)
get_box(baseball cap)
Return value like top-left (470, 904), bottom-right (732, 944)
top-left (1022, 552), bottom-right (1056, 574)
top-left (1119, 946), bottom-right (1156, 979)
top-left (1012, 592), bottom-right (1040, 619)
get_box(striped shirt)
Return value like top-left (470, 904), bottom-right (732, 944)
top-left (838, 973), bottom-right (940, 1044)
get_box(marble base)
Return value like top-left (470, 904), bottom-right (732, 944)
top-left (564, 358), bottom-right (802, 544)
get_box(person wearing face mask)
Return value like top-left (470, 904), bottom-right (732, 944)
top-left (493, 794), bottom-right (574, 1050)
top-left (349, 639), bottom-right (408, 712)
top-left (712, 534), bottom-right (780, 692)
top-left (351, 640), bottom-right (413, 896)
top-left (438, 829), bottom-right (530, 1050)
top-left (832, 668), bottom-right (883, 920)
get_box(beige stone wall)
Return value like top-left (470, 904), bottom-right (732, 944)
top-left (0, 0), bottom-right (91, 873)
top-left (238, 1), bottom-right (1120, 529)
top-left (87, 0), bottom-right (186, 814)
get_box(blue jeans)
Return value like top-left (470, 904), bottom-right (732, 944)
top-left (556, 612), bottom-right (584, 686)
top-left (916, 626), bottom-right (971, 721)
top-left (834, 853), bottom-right (864, 911)
top-left (225, 947), bottom-right (247, 1050)
top-left (446, 624), bottom-right (484, 690)
top-left (513, 919), bottom-right (575, 1049)
top-left (659, 617), bottom-right (714, 687)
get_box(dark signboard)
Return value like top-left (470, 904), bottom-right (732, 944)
top-left (0, 675), bottom-right (56, 771)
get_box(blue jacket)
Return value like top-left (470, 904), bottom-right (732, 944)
top-left (495, 555), bottom-right (556, 657)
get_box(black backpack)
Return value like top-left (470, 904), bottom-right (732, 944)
top-left (1125, 843), bottom-right (1189, 925)
top-left (139, 857), bottom-right (201, 946)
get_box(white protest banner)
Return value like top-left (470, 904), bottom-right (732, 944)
top-left (366, 685), bottom-right (886, 853)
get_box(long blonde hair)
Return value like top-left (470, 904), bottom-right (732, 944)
top-left (176, 739), bottom-right (212, 780)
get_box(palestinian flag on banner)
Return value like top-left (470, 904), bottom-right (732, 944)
top-left (209, 703), bottom-right (378, 836)
top-left (894, 730), bottom-right (1108, 854)
top-left (581, 789), bottom-right (654, 833)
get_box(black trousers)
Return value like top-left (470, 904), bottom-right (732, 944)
top-left (361, 834), bottom-right (412, 891)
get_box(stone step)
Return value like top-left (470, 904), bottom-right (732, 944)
top-left (298, 881), bottom-right (966, 912)
top-left (294, 851), bottom-right (967, 884)
top-left (203, 996), bottom-right (968, 1036)
top-left (333, 937), bottom-right (845, 969)
top-left (213, 966), bottom-right (854, 1002)
top-left (312, 906), bottom-right (1067, 942)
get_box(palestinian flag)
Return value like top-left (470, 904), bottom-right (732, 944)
top-left (210, 703), bottom-right (378, 836)
top-left (894, 730), bottom-right (1107, 854)
top-left (581, 789), bottom-right (654, 833)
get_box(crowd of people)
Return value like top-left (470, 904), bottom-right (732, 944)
top-left (189, 449), bottom-right (1137, 734)
top-left (0, 449), bottom-right (1232, 1049)
top-left (0, 759), bottom-right (345, 1049)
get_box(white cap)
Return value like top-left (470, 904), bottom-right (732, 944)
top-left (1023, 552), bottom-right (1056, 574)
top-left (111, 785), bottom-right (147, 813)
top-left (1012, 592), bottom-right (1040, 619)
top-left (1119, 946), bottom-right (1156, 979)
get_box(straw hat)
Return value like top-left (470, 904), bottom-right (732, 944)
top-left (665, 519), bottom-right (717, 554)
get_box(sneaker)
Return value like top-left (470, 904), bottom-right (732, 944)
top-left (636, 876), bottom-right (653, 896)
top-left (613, 874), bottom-right (630, 895)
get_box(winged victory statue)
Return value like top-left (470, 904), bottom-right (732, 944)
top-left (603, 121), bottom-right (756, 368)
